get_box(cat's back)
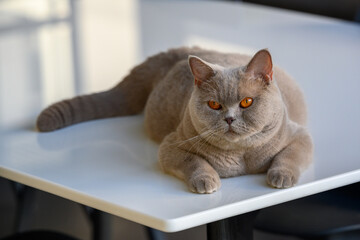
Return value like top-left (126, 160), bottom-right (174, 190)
top-left (273, 67), bottom-right (307, 126)
top-left (144, 59), bottom-right (194, 143)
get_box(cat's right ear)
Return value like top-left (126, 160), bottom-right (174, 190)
top-left (245, 49), bottom-right (273, 84)
top-left (188, 56), bottom-right (215, 86)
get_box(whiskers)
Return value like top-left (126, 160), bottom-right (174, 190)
top-left (168, 128), bottom-right (213, 147)
top-left (167, 117), bottom-right (281, 159)
top-left (169, 124), bottom-right (223, 158)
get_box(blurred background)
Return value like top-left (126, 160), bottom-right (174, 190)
top-left (242, 0), bottom-right (360, 22)
top-left (0, 0), bottom-right (359, 240)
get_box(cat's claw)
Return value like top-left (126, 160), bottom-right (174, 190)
top-left (267, 168), bottom-right (297, 189)
top-left (188, 174), bottom-right (221, 194)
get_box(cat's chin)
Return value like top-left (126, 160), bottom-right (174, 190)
top-left (222, 128), bottom-right (257, 145)
top-left (223, 131), bottom-right (242, 143)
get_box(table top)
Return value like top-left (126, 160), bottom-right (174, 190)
top-left (1, 0), bottom-right (360, 233)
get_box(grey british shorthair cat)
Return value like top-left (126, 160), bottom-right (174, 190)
top-left (37, 47), bottom-right (313, 194)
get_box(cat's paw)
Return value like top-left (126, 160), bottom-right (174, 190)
top-left (267, 168), bottom-right (298, 189)
top-left (188, 173), bottom-right (221, 194)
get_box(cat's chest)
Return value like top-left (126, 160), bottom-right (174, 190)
top-left (204, 150), bottom-right (246, 177)
top-left (204, 148), bottom-right (275, 178)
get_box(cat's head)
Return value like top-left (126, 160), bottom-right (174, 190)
top-left (188, 49), bottom-right (284, 148)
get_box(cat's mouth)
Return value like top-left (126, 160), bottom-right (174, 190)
top-left (224, 126), bottom-right (253, 141)
top-left (222, 127), bottom-right (242, 143)
top-left (225, 127), bottom-right (239, 135)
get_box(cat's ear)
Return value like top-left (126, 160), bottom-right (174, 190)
top-left (188, 55), bottom-right (215, 86)
top-left (245, 49), bottom-right (273, 84)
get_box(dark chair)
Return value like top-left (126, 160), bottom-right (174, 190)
top-left (1, 231), bottom-right (80, 240)
top-left (255, 182), bottom-right (360, 240)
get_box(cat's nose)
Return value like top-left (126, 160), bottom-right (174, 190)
top-left (224, 117), bottom-right (235, 125)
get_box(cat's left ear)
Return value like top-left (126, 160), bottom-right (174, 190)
top-left (188, 56), bottom-right (215, 86)
top-left (245, 49), bottom-right (273, 84)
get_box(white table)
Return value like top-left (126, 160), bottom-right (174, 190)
top-left (1, 0), bottom-right (360, 236)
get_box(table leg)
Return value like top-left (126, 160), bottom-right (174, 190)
top-left (146, 227), bottom-right (162, 240)
top-left (207, 210), bottom-right (259, 240)
top-left (91, 209), bottom-right (101, 240)
top-left (90, 209), bottom-right (112, 240)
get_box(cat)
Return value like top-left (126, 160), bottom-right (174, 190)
top-left (37, 47), bottom-right (313, 194)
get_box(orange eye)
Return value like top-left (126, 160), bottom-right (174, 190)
top-left (208, 101), bottom-right (222, 110)
top-left (240, 97), bottom-right (253, 108)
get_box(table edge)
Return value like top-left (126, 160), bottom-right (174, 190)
top-left (1, 166), bottom-right (360, 232)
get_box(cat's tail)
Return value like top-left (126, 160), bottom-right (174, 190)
top-left (37, 47), bottom-right (195, 132)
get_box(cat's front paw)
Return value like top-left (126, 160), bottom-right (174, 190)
top-left (267, 168), bottom-right (298, 189)
top-left (188, 173), bottom-right (221, 194)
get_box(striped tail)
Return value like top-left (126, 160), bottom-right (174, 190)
top-left (37, 47), bottom-right (197, 132)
